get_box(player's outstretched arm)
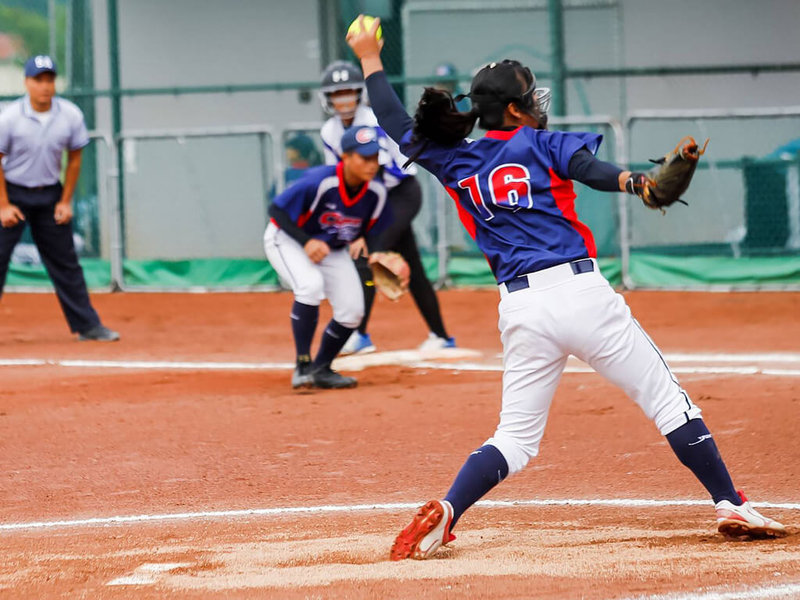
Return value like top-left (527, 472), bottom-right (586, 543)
top-left (567, 148), bottom-right (633, 193)
top-left (346, 15), bottom-right (413, 144)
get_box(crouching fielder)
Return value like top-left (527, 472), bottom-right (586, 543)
top-left (265, 126), bottom-right (389, 389)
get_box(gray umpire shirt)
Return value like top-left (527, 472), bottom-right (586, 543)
top-left (0, 94), bottom-right (90, 188)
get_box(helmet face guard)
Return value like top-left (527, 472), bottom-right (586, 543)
top-left (319, 89), bottom-right (363, 118)
top-left (533, 87), bottom-right (551, 115)
top-left (319, 61), bottom-right (365, 117)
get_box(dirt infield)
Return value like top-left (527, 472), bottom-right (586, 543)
top-left (1, 289), bottom-right (799, 598)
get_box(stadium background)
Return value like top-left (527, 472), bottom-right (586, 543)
top-left (2, 4), bottom-right (800, 597)
top-left (1, 0), bottom-right (799, 290)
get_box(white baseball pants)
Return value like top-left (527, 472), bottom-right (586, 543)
top-left (484, 259), bottom-right (701, 475)
top-left (263, 223), bottom-right (364, 328)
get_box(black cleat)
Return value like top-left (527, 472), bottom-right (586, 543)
top-left (311, 365), bottom-right (357, 389)
top-left (292, 361), bottom-right (313, 389)
top-left (78, 324), bottom-right (120, 342)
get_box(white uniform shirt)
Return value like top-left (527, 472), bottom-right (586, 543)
top-left (320, 104), bottom-right (417, 189)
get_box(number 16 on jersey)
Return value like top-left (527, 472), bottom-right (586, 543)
top-left (458, 163), bottom-right (533, 221)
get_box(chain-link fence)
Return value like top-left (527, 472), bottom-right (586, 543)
top-left (623, 109), bottom-right (800, 287)
top-left (116, 127), bottom-right (277, 289)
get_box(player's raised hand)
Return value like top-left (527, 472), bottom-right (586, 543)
top-left (304, 238), bottom-right (330, 263)
top-left (346, 14), bottom-right (383, 60)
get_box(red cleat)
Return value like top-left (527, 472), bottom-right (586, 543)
top-left (390, 500), bottom-right (454, 561)
top-left (716, 490), bottom-right (787, 539)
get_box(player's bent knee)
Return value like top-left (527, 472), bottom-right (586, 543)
top-left (332, 308), bottom-right (363, 329)
top-left (483, 434), bottom-right (537, 476)
top-left (657, 404), bottom-right (703, 436)
top-left (294, 289), bottom-right (325, 306)
top-left (292, 278), bottom-right (326, 306)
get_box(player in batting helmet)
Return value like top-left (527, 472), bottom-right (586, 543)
top-left (319, 60), bottom-right (365, 120)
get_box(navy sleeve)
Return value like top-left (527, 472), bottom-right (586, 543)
top-left (567, 148), bottom-right (623, 192)
top-left (365, 71), bottom-right (413, 144)
top-left (268, 203), bottom-right (311, 245)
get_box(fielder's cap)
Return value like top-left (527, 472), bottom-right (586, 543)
top-left (24, 55), bottom-right (57, 77)
top-left (341, 126), bottom-right (379, 156)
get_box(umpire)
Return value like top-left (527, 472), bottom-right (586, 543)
top-left (0, 55), bottom-right (119, 341)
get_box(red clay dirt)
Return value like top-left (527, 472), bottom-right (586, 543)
top-left (1, 289), bottom-right (799, 598)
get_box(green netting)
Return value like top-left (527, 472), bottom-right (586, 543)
top-left (7, 258), bottom-right (112, 289)
top-left (8, 254), bottom-right (800, 291)
top-left (122, 259), bottom-right (280, 289)
top-left (628, 253), bottom-right (800, 287)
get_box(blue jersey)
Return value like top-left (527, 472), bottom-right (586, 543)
top-left (400, 126), bottom-right (602, 283)
top-left (271, 163), bottom-right (389, 249)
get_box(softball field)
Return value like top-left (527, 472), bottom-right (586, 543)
top-left (1, 289), bottom-right (798, 599)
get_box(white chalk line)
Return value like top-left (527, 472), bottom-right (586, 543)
top-left (107, 562), bottom-right (192, 586)
top-left (2, 351), bottom-right (800, 377)
top-left (2, 497), bottom-right (798, 533)
top-left (620, 582), bottom-right (800, 600)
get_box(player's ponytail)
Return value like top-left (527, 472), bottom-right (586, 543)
top-left (402, 87), bottom-right (479, 167)
top-left (413, 87), bottom-right (479, 146)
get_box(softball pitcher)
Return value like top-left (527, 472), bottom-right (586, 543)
top-left (347, 18), bottom-right (786, 560)
top-left (265, 126), bottom-right (389, 389)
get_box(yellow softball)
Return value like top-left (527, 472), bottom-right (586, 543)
top-left (347, 15), bottom-right (382, 40)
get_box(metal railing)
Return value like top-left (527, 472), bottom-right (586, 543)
top-left (10, 109), bottom-right (800, 291)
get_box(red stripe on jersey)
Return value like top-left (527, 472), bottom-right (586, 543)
top-left (445, 186), bottom-right (477, 240)
top-left (337, 161), bottom-right (369, 207)
top-left (297, 210), bottom-right (313, 227)
top-left (485, 127), bottom-right (523, 141)
top-left (548, 167), bottom-right (596, 257)
top-left (366, 217), bottom-right (377, 231)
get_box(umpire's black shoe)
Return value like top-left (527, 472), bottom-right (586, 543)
top-left (311, 365), bottom-right (357, 389)
top-left (292, 361), bottom-right (313, 389)
top-left (78, 324), bottom-right (120, 342)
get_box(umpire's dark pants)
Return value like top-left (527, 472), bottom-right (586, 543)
top-left (0, 182), bottom-right (100, 334)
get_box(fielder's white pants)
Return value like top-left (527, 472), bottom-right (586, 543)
top-left (484, 259), bottom-right (701, 475)
top-left (263, 222), bottom-right (364, 328)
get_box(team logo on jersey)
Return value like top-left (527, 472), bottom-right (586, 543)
top-left (318, 211), bottom-right (362, 241)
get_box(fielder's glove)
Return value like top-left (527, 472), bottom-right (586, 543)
top-left (626, 136), bottom-right (709, 213)
top-left (369, 251), bottom-right (410, 301)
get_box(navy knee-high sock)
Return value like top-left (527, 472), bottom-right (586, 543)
top-left (666, 419), bottom-right (740, 505)
top-left (313, 319), bottom-right (354, 368)
top-left (291, 301), bottom-right (318, 362)
top-left (444, 444), bottom-right (509, 530)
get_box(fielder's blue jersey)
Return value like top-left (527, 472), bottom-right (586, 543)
top-left (400, 126), bottom-right (602, 283)
top-left (270, 163), bottom-right (389, 249)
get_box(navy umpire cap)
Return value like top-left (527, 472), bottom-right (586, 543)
top-left (24, 55), bottom-right (57, 77)
top-left (341, 126), bottom-right (379, 156)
